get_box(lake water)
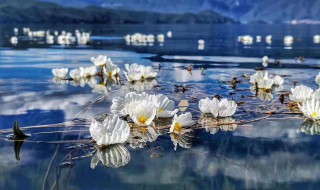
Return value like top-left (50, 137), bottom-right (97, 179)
top-left (0, 24), bottom-right (320, 190)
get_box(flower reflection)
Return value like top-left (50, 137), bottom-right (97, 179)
top-left (128, 79), bottom-right (157, 92)
top-left (250, 86), bottom-right (274, 102)
top-left (90, 144), bottom-right (130, 169)
top-left (52, 77), bottom-right (69, 85)
top-left (170, 132), bottom-right (193, 151)
top-left (298, 120), bottom-right (320, 135)
top-left (199, 115), bottom-right (237, 134)
top-left (128, 126), bottom-right (159, 149)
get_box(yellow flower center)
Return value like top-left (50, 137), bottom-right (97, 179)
top-left (312, 112), bottom-right (318, 118)
top-left (158, 108), bottom-right (164, 114)
top-left (108, 71), bottom-right (113, 77)
top-left (138, 116), bottom-right (148, 124)
top-left (174, 122), bottom-right (182, 133)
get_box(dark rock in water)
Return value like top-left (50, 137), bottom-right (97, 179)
top-left (13, 121), bottom-right (29, 139)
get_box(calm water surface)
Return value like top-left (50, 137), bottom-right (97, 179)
top-left (0, 24), bottom-right (320, 190)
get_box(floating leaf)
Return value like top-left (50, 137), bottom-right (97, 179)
top-left (178, 100), bottom-right (189, 112)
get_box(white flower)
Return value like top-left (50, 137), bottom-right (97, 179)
top-left (123, 63), bottom-right (157, 81)
top-left (123, 63), bottom-right (143, 82)
top-left (142, 66), bottom-right (157, 79)
top-left (212, 98), bottom-right (237, 117)
top-left (103, 63), bottom-right (120, 77)
top-left (90, 144), bottom-right (130, 169)
top-left (52, 68), bottom-right (68, 79)
top-left (298, 97), bottom-right (320, 121)
top-left (257, 78), bottom-right (274, 89)
top-left (316, 73), bottom-right (320, 86)
top-left (249, 71), bottom-right (269, 84)
top-left (273, 75), bottom-right (284, 85)
top-left (110, 92), bottom-right (155, 116)
top-left (90, 55), bottom-right (109, 67)
top-left (69, 67), bottom-right (85, 80)
top-left (89, 114), bottom-right (130, 146)
top-left (199, 98), bottom-right (237, 117)
top-left (84, 66), bottom-right (97, 77)
top-left (169, 112), bottom-right (195, 134)
top-left (128, 102), bottom-right (157, 126)
top-left (262, 56), bottom-right (268, 67)
top-left (199, 97), bottom-right (213, 114)
top-left (289, 85), bottom-right (314, 103)
top-left (155, 94), bottom-right (179, 118)
top-left (313, 89), bottom-right (320, 99)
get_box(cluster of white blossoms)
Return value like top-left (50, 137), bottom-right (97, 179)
top-left (123, 63), bottom-right (158, 82)
top-left (250, 71), bottom-right (284, 90)
top-left (199, 97), bottom-right (237, 118)
top-left (52, 55), bottom-right (121, 95)
top-left (290, 83), bottom-right (320, 121)
top-left (90, 92), bottom-right (195, 146)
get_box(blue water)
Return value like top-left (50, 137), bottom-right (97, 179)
top-left (0, 24), bottom-right (320, 190)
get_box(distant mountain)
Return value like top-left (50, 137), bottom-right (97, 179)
top-left (38, 0), bottom-right (320, 23)
top-left (0, 0), bottom-right (235, 24)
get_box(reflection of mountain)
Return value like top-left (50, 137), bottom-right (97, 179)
top-left (39, 0), bottom-right (320, 23)
top-left (0, 0), bottom-right (234, 24)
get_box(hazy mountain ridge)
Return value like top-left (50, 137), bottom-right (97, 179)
top-left (39, 0), bottom-right (320, 23)
top-left (0, 0), bottom-right (235, 24)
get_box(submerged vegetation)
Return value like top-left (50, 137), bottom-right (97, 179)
top-left (1, 51), bottom-right (320, 172)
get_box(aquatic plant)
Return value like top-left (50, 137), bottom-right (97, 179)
top-left (69, 67), bottom-right (85, 80)
top-left (155, 94), bottom-right (179, 118)
top-left (90, 55), bottom-right (109, 67)
top-left (289, 85), bottom-right (314, 103)
top-left (83, 66), bottom-right (97, 77)
top-left (128, 101), bottom-right (157, 126)
top-left (123, 63), bottom-right (143, 82)
top-left (124, 63), bottom-right (157, 82)
top-left (52, 68), bottom-right (68, 79)
top-left (273, 75), bottom-right (284, 86)
top-left (250, 71), bottom-right (284, 90)
top-left (169, 112), bottom-right (196, 134)
top-left (89, 114), bottom-right (130, 146)
top-left (199, 97), bottom-right (237, 118)
top-left (298, 97), bottom-right (320, 121)
top-left (313, 89), bottom-right (320, 99)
